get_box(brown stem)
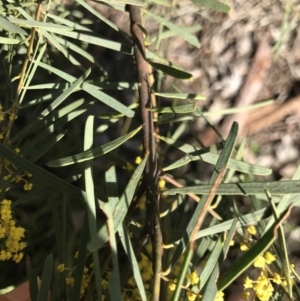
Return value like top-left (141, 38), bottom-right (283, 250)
top-left (129, 6), bottom-right (162, 301)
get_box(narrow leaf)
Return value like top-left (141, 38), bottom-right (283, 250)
top-left (157, 25), bottom-right (202, 40)
top-left (84, 116), bottom-right (98, 243)
top-left (105, 165), bottom-right (119, 209)
top-left (37, 68), bottom-right (91, 120)
top-left (148, 0), bottom-right (171, 6)
top-left (75, 0), bottom-right (118, 31)
top-left (56, 30), bottom-right (132, 54)
top-left (28, 131), bottom-right (67, 162)
top-left (158, 135), bottom-right (271, 175)
top-left (88, 155), bottom-right (147, 251)
top-left (13, 98), bottom-right (90, 144)
top-left (47, 126), bottom-right (142, 167)
top-left (118, 223), bottom-right (147, 301)
top-left (33, 61), bottom-right (135, 117)
top-left (0, 37), bottom-right (21, 44)
top-left (154, 92), bottom-right (205, 100)
top-left (269, 198), bottom-right (292, 297)
top-left (199, 239), bottom-right (223, 289)
top-left (150, 62), bottom-right (193, 80)
top-left (26, 261), bottom-right (39, 301)
top-left (102, 202), bottom-right (122, 301)
top-left (37, 255), bottom-right (53, 301)
top-left (83, 116), bottom-right (103, 301)
top-left (143, 9), bottom-right (200, 47)
top-left (72, 215), bottom-right (89, 301)
top-left (0, 15), bottom-right (27, 34)
top-left (100, 0), bottom-right (144, 5)
top-left (8, 17), bottom-right (73, 31)
top-left (19, 43), bottom-right (47, 105)
top-left (149, 103), bottom-right (196, 113)
top-left (163, 180), bottom-right (300, 196)
top-left (191, 0), bottom-right (231, 12)
top-left (264, 164), bottom-right (300, 232)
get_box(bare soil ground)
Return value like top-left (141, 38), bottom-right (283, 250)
top-left (163, 0), bottom-right (300, 180)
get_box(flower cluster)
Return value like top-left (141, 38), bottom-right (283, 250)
top-left (0, 103), bottom-right (18, 141)
top-left (0, 199), bottom-right (26, 263)
top-left (168, 271), bottom-right (201, 301)
top-left (241, 226), bottom-right (294, 301)
top-left (2, 146), bottom-right (33, 191)
top-left (0, 104), bottom-right (17, 124)
top-left (167, 270), bottom-right (223, 301)
top-left (58, 260), bottom-right (93, 297)
top-left (243, 259), bottom-right (295, 301)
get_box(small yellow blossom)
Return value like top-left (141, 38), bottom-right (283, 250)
top-left (186, 271), bottom-right (200, 285)
top-left (168, 280), bottom-right (176, 291)
top-left (264, 252), bottom-right (276, 264)
top-left (102, 279), bottom-right (108, 290)
top-left (14, 175), bottom-right (22, 183)
top-left (186, 291), bottom-right (197, 301)
top-left (135, 156), bottom-right (142, 164)
top-left (57, 264), bottom-right (65, 272)
top-left (0, 112), bottom-right (5, 122)
top-left (243, 277), bottom-right (253, 289)
top-left (272, 273), bottom-right (281, 284)
top-left (9, 113), bottom-right (17, 121)
top-left (158, 179), bottom-right (166, 189)
top-left (253, 255), bottom-right (265, 269)
top-left (240, 243), bottom-right (249, 251)
top-left (229, 240), bottom-right (235, 246)
top-left (132, 288), bottom-right (141, 299)
top-left (13, 253), bottom-right (23, 263)
top-left (0, 250), bottom-right (6, 260)
top-left (14, 148), bottom-right (20, 153)
top-left (0, 226), bottom-right (6, 238)
top-left (215, 291), bottom-right (224, 301)
top-left (23, 183), bottom-right (33, 191)
top-left (242, 291), bottom-right (250, 300)
top-left (3, 175), bottom-right (11, 181)
top-left (5, 251), bottom-right (12, 260)
top-left (253, 272), bottom-right (274, 301)
top-left (19, 242), bottom-right (26, 250)
top-left (66, 277), bottom-right (74, 286)
top-left (246, 225), bottom-right (257, 235)
top-left (2, 199), bottom-right (12, 206)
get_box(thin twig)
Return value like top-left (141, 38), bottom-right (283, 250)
top-left (160, 173), bottom-right (223, 221)
top-left (190, 166), bottom-right (225, 250)
top-left (129, 6), bottom-right (162, 301)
